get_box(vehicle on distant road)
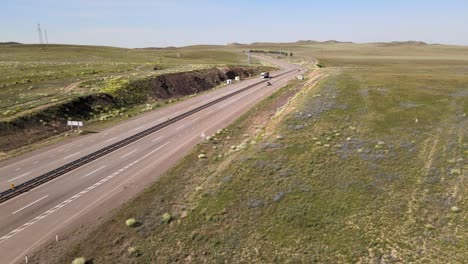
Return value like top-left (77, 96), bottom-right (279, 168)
top-left (260, 72), bottom-right (270, 78)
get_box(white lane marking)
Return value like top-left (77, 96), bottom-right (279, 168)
top-left (176, 125), bottom-right (185, 131)
top-left (78, 144), bottom-right (83, 147)
top-left (12, 195), bottom-right (49, 215)
top-left (151, 136), bottom-right (163, 142)
top-left (157, 117), bottom-right (166, 122)
top-left (9, 172), bottom-right (31, 182)
top-left (217, 86), bottom-right (259, 110)
top-left (0, 141), bottom-right (173, 245)
top-left (217, 101), bottom-right (230, 109)
top-left (103, 132), bottom-right (109, 135)
top-left (206, 110), bottom-right (214, 114)
top-left (1, 69), bottom-right (292, 248)
top-left (9, 140), bottom-right (177, 264)
top-left (153, 141), bottom-right (171, 152)
top-left (121, 149), bottom-right (137, 159)
top-left (1, 72), bottom-right (282, 250)
top-left (32, 161), bottom-right (39, 164)
top-left (83, 166), bottom-right (106, 178)
top-left (15, 168), bottom-right (21, 171)
top-left (104, 136), bottom-right (118, 143)
top-left (63, 149), bottom-right (70, 153)
top-left (133, 126), bottom-right (144, 131)
top-left (63, 152), bottom-right (80, 160)
top-left (192, 117), bottom-right (200, 122)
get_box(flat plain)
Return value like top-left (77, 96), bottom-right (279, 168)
top-left (0, 44), bottom-right (247, 119)
top-left (25, 42), bottom-right (467, 263)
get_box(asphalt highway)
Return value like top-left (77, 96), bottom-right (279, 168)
top-left (0, 56), bottom-right (303, 264)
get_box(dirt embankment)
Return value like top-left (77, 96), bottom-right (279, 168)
top-left (114, 66), bottom-right (261, 105)
top-left (0, 66), bottom-right (269, 152)
top-left (151, 67), bottom-right (258, 99)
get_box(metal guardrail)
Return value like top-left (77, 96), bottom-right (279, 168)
top-left (0, 69), bottom-right (296, 203)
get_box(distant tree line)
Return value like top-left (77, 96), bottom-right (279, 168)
top-left (248, 50), bottom-right (293, 57)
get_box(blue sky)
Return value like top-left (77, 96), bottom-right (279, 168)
top-left (1, 0), bottom-right (467, 47)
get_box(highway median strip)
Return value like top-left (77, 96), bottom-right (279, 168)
top-left (0, 69), bottom-right (296, 204)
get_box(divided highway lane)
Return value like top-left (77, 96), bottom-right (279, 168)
top-left (0, 77), bottom-right (268, 189)
top-left (0, 74), bottom-right (294, 235)
top-left (0, 57), bottom-right (302, 264)
top-left (0, 60), bottom-right (296, 191)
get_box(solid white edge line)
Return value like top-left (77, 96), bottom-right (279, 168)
top-left (5, 71), bottom-right (293, 260)
top-left (3, 66), bottom-right (295, 249)
top-left (0, 68), bottom-right (277, 174)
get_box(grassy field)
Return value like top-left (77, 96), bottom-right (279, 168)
top-left (32, 42), bottom-right (467, 263)
top-left (0, 44), bottom-right (276, 157)
top-left (0, 44), bottom-right (248, 119)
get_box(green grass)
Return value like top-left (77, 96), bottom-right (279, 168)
top-left (0, 44), bottom-right (275, 157)
top-left (32, 42), bottom-right (468, 263)
top-left (0, 44), bottom-right (248, 119)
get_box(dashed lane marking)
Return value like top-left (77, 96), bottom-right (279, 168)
top-left (104, 136), bottom-right (117, 143)
top-left (63, 152), bottom-right (81, 160)
top-left (121, 150), bottom-right (137, 159)
top-left (9, 172), bottom-right (31, 182)
top-left (0, 141), bottom-right (171, 245)
top-left (151, 136), bottom-right (163, 143)
top-left (12, 195), bottom-right (49, 215)
top-left (83, 166), bottom-right (106, 178)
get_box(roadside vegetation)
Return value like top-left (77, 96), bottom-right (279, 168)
top-left (27, 42), bottom-right (468, 263)
top-left (0, 44), bottom-right (245, 116)
top-left (0, 44), bottom-right (273, 158)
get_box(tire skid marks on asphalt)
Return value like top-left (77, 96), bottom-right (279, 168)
top-left (0, 159), bottom-right (138, 244)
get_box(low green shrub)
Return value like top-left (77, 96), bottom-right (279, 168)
top-left (125, 218), bottom-right (137, 227)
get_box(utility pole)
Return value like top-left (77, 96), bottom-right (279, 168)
top-left (44, 29), bottom-right (49, 44)
top-left (37, 23), bottom-right (43, 44)
top-left (248, 50), bottom-right (251, 64)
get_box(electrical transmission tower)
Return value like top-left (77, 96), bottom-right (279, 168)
top-left (37, 24), bottom-right (43, 44)
top-left (45, 29), bottom-right (49, 44)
